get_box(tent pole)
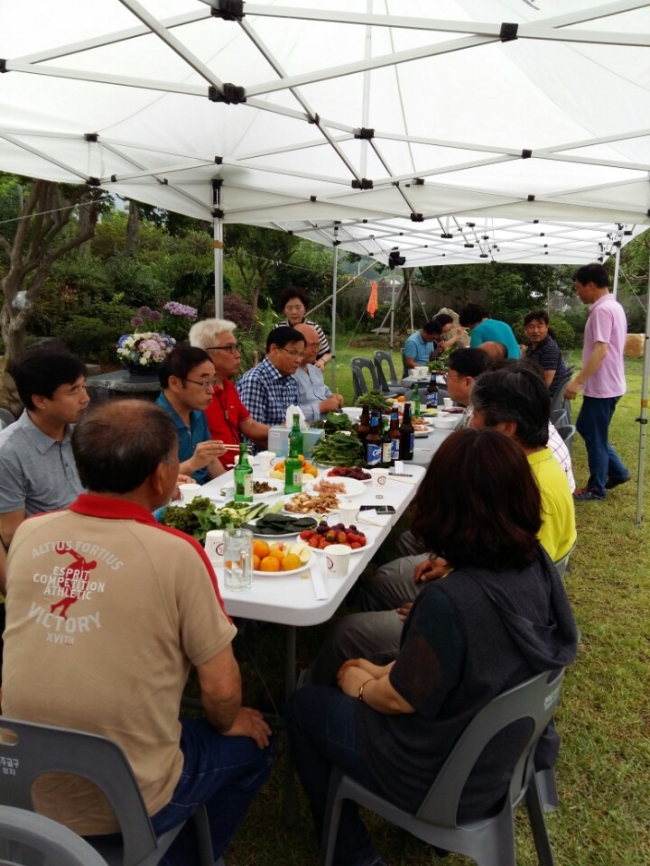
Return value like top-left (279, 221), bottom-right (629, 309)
top-left (212, 180), bottom-right (224, 319)
top-left (390, 280), bottom-right (395, 351)
top-left (409, 281), bottom-right (414, 332)
top-left (634, 259), bottom-right (650, 525)
top-left (330, 242), bottom-right (339, 392)
top-left (612, 238), bottom-right (622, 299)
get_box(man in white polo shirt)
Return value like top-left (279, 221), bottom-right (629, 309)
top-left (565, 263), bottom-right (629, 501)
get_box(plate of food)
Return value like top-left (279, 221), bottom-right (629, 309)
top-left (283, 490), bottom-right (340, 515)
top-left (299, 521), bottom-right (369, 552)
top-left (220, 480), bottom-right (282, 500)
top-left (305, 477), bottom-right (366, 498)
top-left (326, 466), bottom-right (372, 483)
top-left (253, 540), bottom-right (312, 576)
top-left (242, 513), bottom-right (318, 537)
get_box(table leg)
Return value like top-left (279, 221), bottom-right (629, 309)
top-left (283, 625), bottom-right (297, 827)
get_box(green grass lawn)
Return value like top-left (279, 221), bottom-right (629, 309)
top-left (226, 344), bottom-right (650, 866)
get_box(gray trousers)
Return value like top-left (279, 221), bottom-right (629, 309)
top-left (308, 553), bottom-right (429, 687)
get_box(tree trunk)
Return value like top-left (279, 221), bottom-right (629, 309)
top-left (0, 180), bottom-right (103, 363)
top-left (126, 199), bottom-right (140, 255)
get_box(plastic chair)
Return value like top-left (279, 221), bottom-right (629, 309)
top-left (321, 669), bottom-right (565, 866)
top-left (0, 718), bottom-right (216, 866)
top-left (549, 371), bottom-right (573, 425)
top-left (373, 352), bottom-right (406, 396)
top-left (553, 542), bottom-right (575, 580)
top-left (0, 408), bottom-right (16, 430)
top-left (351, 365), bottom-right (368, 402)
top-left (0, 805), bottom-right (109, 866)
top-left (555, 424), bottom-right (576, 457)
top-left (350, 358), bottom-right (399, 399)
top-left (550, 408), bottom-right (568, 429)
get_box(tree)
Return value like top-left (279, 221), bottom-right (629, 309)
top-left (1, 179), bottom-right (106, 360)
top-left (224, 225), bottom-right (300, 317)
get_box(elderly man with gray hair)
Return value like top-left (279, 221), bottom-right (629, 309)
top-left (189, 318), bottom-right (270, 468)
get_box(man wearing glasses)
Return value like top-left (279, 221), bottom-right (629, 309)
top-left (190, 319), bottom-right (271, 468)
top-left (236, 326), bottom-right (305, 442)
top-left (293, 323), bottom-right (344, 422)
top-left (156, 345), bottom-right (227, 483)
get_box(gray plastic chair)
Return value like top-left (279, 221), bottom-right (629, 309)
top-left (0, 805), bottom-right (109, 866)
top-left (373, 352), bottom-right (406, 396)
top-left (0, 718), bottom-right (216, 866)
top-left (549, 371), bottom-right (573, 424)
top-left (321, 669), bottom-right (565, 866)
top-left (0, 408), bottom-right (16, 430)
top-left (555, 424), bottom-right (576, 457)
top-left (553, 542), bottom-right (576, 580)
top-left (350, 358), bottom-right (399, 399)
top-left (550, 407), bottom-right (568, 429)
top-left (351, 366), bottom-right (367, 402)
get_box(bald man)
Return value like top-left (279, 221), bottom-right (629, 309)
top-left (293, 323), bottom-right (344, 422)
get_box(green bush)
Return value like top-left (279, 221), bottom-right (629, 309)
top-left (61, 317), bottom-right (121, 362)
top-left (548, 316), bottom-right (576, 349)
top-left (563, 304), bottom-right (589, 338)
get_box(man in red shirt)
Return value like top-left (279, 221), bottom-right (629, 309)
top-left (189, 319), bottom-right (269, 468)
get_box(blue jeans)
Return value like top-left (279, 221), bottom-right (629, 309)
top-left (576, 396), bottom-right (628, 497)
top-left (150, 718), bottom-right (273, 865)
top-left (286, 686), bottom-right (383, 866)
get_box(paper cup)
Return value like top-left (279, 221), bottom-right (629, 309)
top-left (443, 397), bottom-right (453, 409)
top-left (369, 468), bottom-right (389, 488)
top-left (257, 450), bottom-right (276, 474)
top-left (204, 529), bottom-right (225, 566)
top-left (323, 544), bottom-right (352, 578)
top-left (179, 483), bottom-right (202, 504)
top-left (337, 500), bottom-right (359, 524)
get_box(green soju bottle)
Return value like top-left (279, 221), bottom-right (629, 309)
top-left (412, 382), bottom-right (421, 417)
top-left (234, 443), bottom-right (253, 502)
top-left (285, 414), bottom-right (303, 494)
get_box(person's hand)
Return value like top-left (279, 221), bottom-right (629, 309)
top-left (191, 440), bottom-right (227, 470)
top-left (564, 379), bottom-right (581, 401)
top-left (172, 474), bottom-right (194, 501)
top-left (338, 658), bottom-right (384, 680)
top-left (314, 358), bottom-right (326, 371)
top-left (337, 664), bottom-right (372, 698)
top-left (223, 707), bottom-right (272, 748)
top-left (396, 602), bottom-right (413, 622)
top-left (414, 556), bottom-right (452, 583)
top-left (320, 395), bottom-right (344, 413)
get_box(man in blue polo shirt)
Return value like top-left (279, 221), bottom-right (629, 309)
top-left (156, 345), bottom-right (226, 484)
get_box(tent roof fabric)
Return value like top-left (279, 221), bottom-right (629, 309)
top-left (1, 0), bottom-right (649, 264)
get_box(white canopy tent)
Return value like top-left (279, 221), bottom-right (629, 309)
top-left (1, 0), bottom-right (649, 518)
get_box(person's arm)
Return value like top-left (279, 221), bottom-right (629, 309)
top-left (314, 353), bottom-right (332, 371)
top-left (441, 327), bottom-right (466, 350)
top-left (238, 416), bottom-right (270, 450)
top-left (1, 509), bottom-right (25, 592)
top-left (196, 644), bottom-right (271, 748)
top-left (404, 353), bottom-right (418, 370)
top-left (179, 440), bottom-right (227, 479)
top-left (338, 661), bottom-right (416, 714)
top-left (564, 342), bottom-right (608, 400)
top-left (319, 395), bottom-right (344, 414)
top-left (542, 369), bottom-right (556, 388)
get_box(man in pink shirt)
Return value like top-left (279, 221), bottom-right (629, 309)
top-left (565, 263), bottom-right (629, 501)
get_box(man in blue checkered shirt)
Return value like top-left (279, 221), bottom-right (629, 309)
top-left (236, 327), bottom-right (305, 443)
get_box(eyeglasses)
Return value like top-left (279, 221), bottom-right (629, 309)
top-left (207, 343), bottom-right (241, 354)
top-left (184, 378), bottom-right (218, 390)
top-left (280, 347), bottom-right (305, 359)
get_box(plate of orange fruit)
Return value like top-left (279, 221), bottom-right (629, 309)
top-left (252, 539), bottom-right (312, 576)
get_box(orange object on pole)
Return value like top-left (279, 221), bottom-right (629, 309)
top-left (366, 281), bottom-right (378, 317)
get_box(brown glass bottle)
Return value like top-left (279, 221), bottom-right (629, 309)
top-left (365, 414), bottom-right (381, 467)
top-left (399, 403), bottom-right (415, 461)
top-left (357, 405), bottom-right (370, 446)
top-left (389, 409), bottom-right (401, 463)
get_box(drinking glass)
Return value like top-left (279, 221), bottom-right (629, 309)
top-left (224, 529), bottom-right (253, 591)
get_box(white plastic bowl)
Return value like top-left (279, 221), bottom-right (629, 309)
top-left (432, 415), bottom-right (458, 430)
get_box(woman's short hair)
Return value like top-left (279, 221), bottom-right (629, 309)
top-left (9, 344), bottom-right (87, 410)
top-left (72, 400), bottom-right (178, 494)
top-left (459, 302), bottom-right (489, 327)
top-left (410, 427), bottom-right (542, 571)
top-left (159, 344), bottom-right (212, 389)
top-left (279, 286), bottom-right (309, 310)
top-left (188, 318), bottom-right (236, 349)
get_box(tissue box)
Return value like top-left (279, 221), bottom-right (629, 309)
top-left (268, 426), bottom-right (325, 459)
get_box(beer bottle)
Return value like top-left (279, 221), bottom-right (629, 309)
top-left (412, 382), bottom-right (421, 417)
top-left (365, 414), bottom-right (381, 467)
top-left (389, 409), bottom-right (401, 463)
top-left (234, 442), bottom-right (254, 502)
top-left (357, 404), bottom-right (370, 446)
top-left (285, 414), bottom-right (303, 494)
top-left (380, 416), bottom-right (392, 468)
top-left (426, 373), bottom-right (439, 409)
top-left (399, 403), bottom-right (415, 461)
